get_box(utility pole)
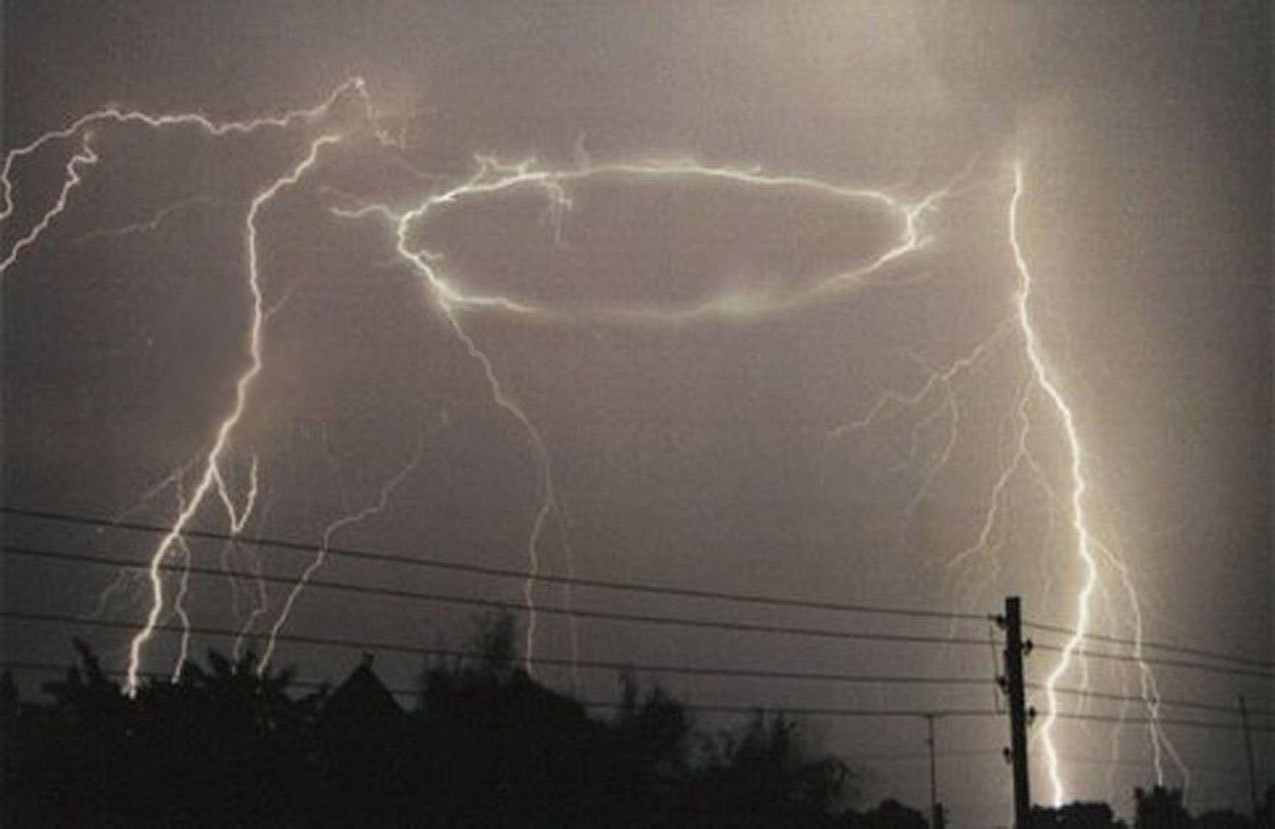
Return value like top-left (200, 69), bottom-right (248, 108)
top-left (924, 713), bottom-right (945, 829)
top-left (1239, 695), bottom-right (1259, 819)
top-left (1003, 596), bottom-right (1032, 829)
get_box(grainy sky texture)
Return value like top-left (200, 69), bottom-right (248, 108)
top-left (2, 2), bottom-right (1271, 823)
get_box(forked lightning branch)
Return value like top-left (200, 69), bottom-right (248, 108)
top-left (0, 78), bottom-right (1184, 804)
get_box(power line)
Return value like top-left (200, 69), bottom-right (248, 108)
top-left (1029, 641), bottom-right (1275, 682)
top-left (2, 543), bottom-right (995, 648)
top-left (0, 608), bottom-right (996, 688)
top-left (10, 610), bottom-right (1268, 732)
top-left (7, 647), bottom-right (1269, 732)
top-left (1030, 752), bottom-right (1253, 776)
top-left (0, 504), bottom-right (986, 623)
top-left (1023, 618), bottom-right (1275, 672)
top-left (1032, 683), bottom-right (1275, 719)
top-left (1042, 710), bottom-right (1275, 734)
top-left (10, 506), bottom-right (1271, 689)
top-left (846, 748), bottom-right (1006, 763)
top-left (0, 659), bottom-right (1002, 721)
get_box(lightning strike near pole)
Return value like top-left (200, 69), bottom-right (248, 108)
top-left (825, 161), bottom-right (1178, 802)
top-left (1007, 161), bottom-right (1178, 804)
top-left (1007, 161), bottom-right (1101, 803)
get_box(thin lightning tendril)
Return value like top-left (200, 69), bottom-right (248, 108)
top-left (169, 537), bottom-right (195, 679)
top-left (259, 428), bottom-right (430, 672)
top-left (74, 195), bottom-right (216, 246)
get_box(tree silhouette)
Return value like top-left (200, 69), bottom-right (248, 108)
top-left (1136, 787), bottom-right (1195, 829)
top-left (843, 797), bottom-right (930, 829)
top-left (681, 710), bottom-right (849, 826)
top-left (1032, 801), bottom-right (1126, 829)
top-left (33, 621), bottom-right (1275, 827)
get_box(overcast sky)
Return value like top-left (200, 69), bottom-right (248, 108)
top-left (3, 2), bottom-right (1271, 822)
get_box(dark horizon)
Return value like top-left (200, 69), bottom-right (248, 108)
top-left (5, 624), bottom-right (1272, 827)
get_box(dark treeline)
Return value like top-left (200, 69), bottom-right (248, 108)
top-left (2, 616), bottom-right (1271, 828)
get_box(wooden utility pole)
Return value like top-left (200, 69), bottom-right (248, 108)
top-left (1003, 596), bottom-right (1032, 829)
top-left (1239, 695), bottom-right (1259, 819)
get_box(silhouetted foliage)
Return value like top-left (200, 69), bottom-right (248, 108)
top-left (684, 710), bottom-right (849, 826)
top-left (1032, 801), bottom-right (1126, 829)
top-left (843, 797), bottom-right (930, 829)
top-left (1197, 809), bottom-right (1257, 829)
top-left (5, 624), bottom-right (1265, 828)
top-left (1137, 786), bottom-right (1196, 829)
top-left (3, 617), bottom-right (865, 827)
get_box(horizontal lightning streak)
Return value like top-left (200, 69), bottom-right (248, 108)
top-left (0, 78), bottom-right (366, 222)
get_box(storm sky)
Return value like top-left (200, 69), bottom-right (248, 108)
top-left (3, 2), bottom-right (1271, 823)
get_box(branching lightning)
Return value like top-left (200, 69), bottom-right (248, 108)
top-left (259, 427), bottom-right (430, 672)
top-left (6, 79), bottom-right (1187, 806)
top-left (0, 79), bottom-right (393, 694)
top-left (121, 132), bottom-right (342, 695)
top-left (820, 162), bottom-right (1182, 802)
top-left (1007, 161), bottom-right (1102, 803)
top-left (333, 155), bottom-right (946, 670)
top-left (0, 136), bottom-right (98, 277)
top-left (1008, 162), bottom-right (1185, 803)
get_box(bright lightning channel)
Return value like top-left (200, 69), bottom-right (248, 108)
top-left (123, 133), bottom-right (342, 695)
top-left (1008, 161), bottom-right (1114, 806)
top-left (0, 136), bottom-right (98, 277)
top-left (827, 161), bottom-right (1176, 804)
top-left (0, 78), bottom-right (365, 218)
top-left (16, 84), bottom-right (1180, 799)
top-left (337, 155), bottom-right (944, 670)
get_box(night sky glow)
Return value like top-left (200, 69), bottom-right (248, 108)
top-left (3, 4), bottom-right (1270, 824)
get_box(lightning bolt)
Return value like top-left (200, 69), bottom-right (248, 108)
top-left (1, 77), bottom-right (371, 282)
top-left (335, 154), bottom-right (943, 671)
top-left (12, 81), bottom-right (1188, 807)
top-left (388, 210), bottom-right (558, 674)
top-left (123, 133), bottom-right (342, 696)
top-left (826, 160), bottom-right (1177, 804)
top-left (1009, 161), bottom-right (1177, 805)
top-left (169, 536), bottom-right (195, 679)
top-left (1007, 160), bottom-right (1101, 803)
top-left (259, 425), bottom-right (430, 672)
top-left (1095, 536), bottom-right (1189, 791)
top-left (212, 456), bottom-right (262, 651)
top-left (0, 135), bottom-right (98, 277)
top-left (1, 76), bottom-right (364, 215)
